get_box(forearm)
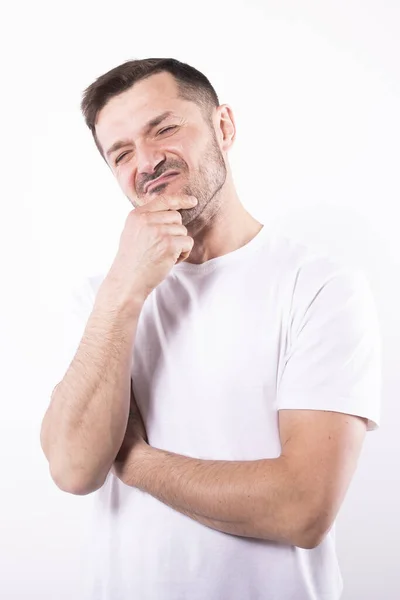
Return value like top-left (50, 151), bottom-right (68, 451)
top-left (124, 445), bottom-right (311, 546)
top-left (41, 290), bottom-right (143, 494)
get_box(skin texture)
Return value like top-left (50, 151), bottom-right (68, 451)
top-left (80, 71), bottom-right (369, 549)
top-left (112, 385), bottom-right (367, 549)
top-left (95, 71), bottom-right (264, 264)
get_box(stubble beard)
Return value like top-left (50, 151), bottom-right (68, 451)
top-left (129, 128), bottom-right (227, 221)
top-left (180, 131), bottom-right (227, 227)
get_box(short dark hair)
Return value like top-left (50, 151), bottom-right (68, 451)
top-left (80, 58), bottom-right (220, 160)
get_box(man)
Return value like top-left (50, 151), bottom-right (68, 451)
top-left (40, 58), bottom-right (381, 599)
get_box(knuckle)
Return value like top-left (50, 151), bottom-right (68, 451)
top-left (160, 236), bottom-right (173, 253)
top-left (153, 223), bottom-right (164, 238)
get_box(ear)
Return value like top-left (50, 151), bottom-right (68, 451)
top-left (216, 104), bottom-right (236, 151)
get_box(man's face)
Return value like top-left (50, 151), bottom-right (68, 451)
top-left (95, 72), bottom-right (227, 225)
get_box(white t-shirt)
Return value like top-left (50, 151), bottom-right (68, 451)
top-left (63, 225), bottom-right (381, 600)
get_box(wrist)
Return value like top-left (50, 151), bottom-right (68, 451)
top-left (95, 277), bottom-right (147, 319)
top-left (113, 441), bottom-right (155, 488)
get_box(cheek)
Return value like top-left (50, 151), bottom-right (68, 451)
top-left (116, 169), bottom-right (135, 196)
top-left (169, 142), bottom-right (196, 170)
top-left (168, 141), bottom-right (186, 157)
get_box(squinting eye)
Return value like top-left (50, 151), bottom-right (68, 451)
top-left (115, 152), bottom-right (129, 165)
top-left (158, 126), bottom-right (177, 135)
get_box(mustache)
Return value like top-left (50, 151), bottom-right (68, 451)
top-left (141, 163), bottom-right (185, 192)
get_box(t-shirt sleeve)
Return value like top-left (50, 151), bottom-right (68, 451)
top-left (276, 259), bottom-right (382, 431)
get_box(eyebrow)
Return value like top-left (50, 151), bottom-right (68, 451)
top-left (105, 111), bottom-right (175, 161)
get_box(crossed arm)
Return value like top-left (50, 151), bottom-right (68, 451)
top-left (113, 402), bottom-right (368, 549)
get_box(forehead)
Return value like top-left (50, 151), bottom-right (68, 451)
top-left (95, 72), bottom-right (197, 154)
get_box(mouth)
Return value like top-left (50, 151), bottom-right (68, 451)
top-left (145, 171), bottom-right (180, 193)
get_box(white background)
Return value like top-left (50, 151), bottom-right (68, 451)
top-left (0, 0), bottom-right (399, 598)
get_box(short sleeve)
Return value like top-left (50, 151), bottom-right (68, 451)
top-left (276, 259), bottom-right (382, 431)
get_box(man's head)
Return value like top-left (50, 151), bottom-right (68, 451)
top-left (80, 58), bottom-right (236, 225)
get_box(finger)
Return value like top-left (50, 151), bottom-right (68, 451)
top-left (140, 194), bottom-right (198, 213)
top-left (173, 235), bottom-right (194, 263)
top-left (154, 224), bottom-right (188, 238)
top-left (176, 249), bottom-right (191, 264)
top-left (145, 209), bottom-right (184, 225)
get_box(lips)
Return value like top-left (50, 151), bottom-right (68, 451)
top-left (145, 171), bottom-right (179, 193)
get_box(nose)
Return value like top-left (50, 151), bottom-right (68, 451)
top-left (136, 139), bottom-right (166, 181)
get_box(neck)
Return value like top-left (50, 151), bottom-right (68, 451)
top-left (185, 177), bottom-right (263, 265)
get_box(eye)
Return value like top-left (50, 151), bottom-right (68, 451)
top-left (115, 152), bottom-right (129, 165)
top-left (158, 126), bottom-right (177, 135)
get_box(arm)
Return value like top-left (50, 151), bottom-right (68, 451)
top-left (117, 409), bottom-right (367, 549)
top-left (40, 280), bottom-right (144, 495)
top-left (113, 265), bottom-right (374, 545)
top-left (123, 444), bottom-right (309, 546)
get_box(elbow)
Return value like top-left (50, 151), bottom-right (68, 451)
top-left (41, 419), bottom-right (109, 496)
top-left (49, 462), bottom-right (107, 496)
top-left (294, 511), bottom-right (332, 550)
top-left (54, 477), bottom-right (100, 496)
top-left (295, 527), bottom-right (325, 550)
